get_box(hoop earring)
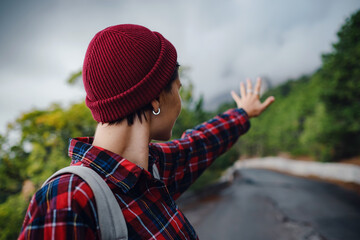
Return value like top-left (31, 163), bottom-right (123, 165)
top-left (152, 108), bottom-right (160, 115)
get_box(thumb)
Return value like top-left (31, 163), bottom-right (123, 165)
top-left (260, 96), bottom-right (275, 111)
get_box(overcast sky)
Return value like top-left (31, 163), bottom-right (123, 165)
top-left (1, 0), bottom-right (360, 134)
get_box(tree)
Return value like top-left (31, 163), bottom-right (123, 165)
top-left (0, 102), bottom-right (95, 240)
top-left (314, 9), bottom-right (360, 160)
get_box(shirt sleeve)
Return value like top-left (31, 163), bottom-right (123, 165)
top-left (149, 108), bottom-right (250, 200)
top-left (18, 175), bottom-right (99, 240)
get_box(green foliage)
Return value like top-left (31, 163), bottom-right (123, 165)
top-left (66, 70), bottom-right (82, 85)
top-left (235, 75), bottom-right (319, 157)
top-left (314, 10), bottom-right (360, 160)
top-left (0, 194), bottom-right (29, 240)
top-left (0, 136), bottom-right (29, 202)
top-left (0, 102), bottom-right (96, 239)
top-left (172, 71), bottom-right (212, 139)
top-left (10, 102), bottom-right (96, 187)
top-left (233, 9), bottom-right (360, 162)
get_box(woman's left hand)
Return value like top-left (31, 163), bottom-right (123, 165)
top-left (230, 77), bottom-right (275, 118)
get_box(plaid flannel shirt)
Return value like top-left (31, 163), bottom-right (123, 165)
top-left (19, 108), bottom-right (250, 239)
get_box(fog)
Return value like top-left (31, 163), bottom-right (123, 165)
top-left (1, 0), bottom-right (359, 133)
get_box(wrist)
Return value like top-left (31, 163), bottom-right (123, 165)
top-left (241, 107), bottom-right (252, 118)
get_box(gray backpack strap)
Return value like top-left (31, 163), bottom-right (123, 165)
top-left (42, 166), bottom-right (128, 240)
top-left (152, 163), bottom-right (161, 180)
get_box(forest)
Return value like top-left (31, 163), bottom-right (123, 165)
top-left (0, 9), bottom-right (359, 240)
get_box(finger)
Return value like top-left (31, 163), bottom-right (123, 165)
top-left (231, 91), bottom-right (241, 105)
top-left (260, 96), bottom-right (275, 111)
top-left (246, 78), bottom-right (253, 95)
top-left (240, 82), bottom-right (246, 98)
top-left (254, 77), bottom-right (261, 97)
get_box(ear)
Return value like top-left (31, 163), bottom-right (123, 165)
top-left (151, 89), bottom-right (166, 110)
top-left (151, 96), bottom-right (160, 112)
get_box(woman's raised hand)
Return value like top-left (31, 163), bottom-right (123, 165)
top-left (230, 77), bottom-right (275, 118)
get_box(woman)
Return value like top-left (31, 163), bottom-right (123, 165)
top-left (19, 24), bottom-right (274, 239)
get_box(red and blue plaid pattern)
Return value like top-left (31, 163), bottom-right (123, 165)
top-left (19, 108), bottom-right (250, 239)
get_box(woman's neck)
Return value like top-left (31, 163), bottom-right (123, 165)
top-left (92, 117), bottom-right (151, 170)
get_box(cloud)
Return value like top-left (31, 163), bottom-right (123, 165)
top-left (173, 0), bottom-right (360, 100)
top-left (0, 0), bottom-right (360, 132)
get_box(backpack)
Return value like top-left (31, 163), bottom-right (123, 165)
top-left (42, 166), bottom-right (128, 240)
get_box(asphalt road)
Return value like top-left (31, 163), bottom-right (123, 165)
top-left (179, 169), bottom-right (360, 240)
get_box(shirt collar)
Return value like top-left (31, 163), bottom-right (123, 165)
top-left (68, 137), bottom-right (147, 193)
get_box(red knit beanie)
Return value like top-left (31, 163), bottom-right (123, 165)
top-left (83, 24), bottom-right (177, 123)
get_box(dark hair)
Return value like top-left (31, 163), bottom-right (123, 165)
top-left (107, 62), bottom-right (180, 126)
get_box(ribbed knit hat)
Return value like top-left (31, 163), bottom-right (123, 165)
top-left (83, 24), bottom-right (177, 123)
